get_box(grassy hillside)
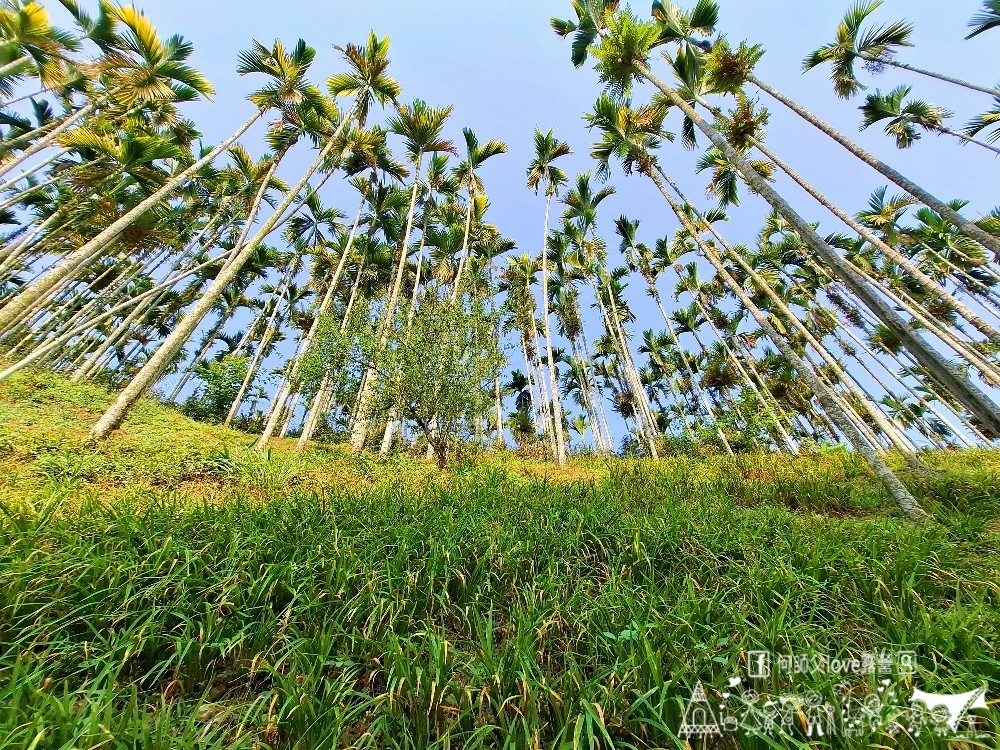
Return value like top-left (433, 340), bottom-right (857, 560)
top-left (1, 370), bottom-right (999, 748)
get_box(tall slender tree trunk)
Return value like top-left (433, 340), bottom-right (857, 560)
top-left (521, 335), bottom-right (542, 433)
top-left (675, 201), bottom-right (925, 517)
top-left (224, 282), bottom-right (290, 428)
top-left (653, 289), bottom-right (733, 453)
top-left (639, 63), bottom-right (1000, 437)
top-left (682, 282), bottom-right (798, 453)
top-left (351, 154), bottom-right (425, 452)
top-left (580, 328), bottom-right (614, 448)
top-left (741, 133), bottom-right (1000, 347)
top-left (646, 175), bottom-right (924, 508)
top-left (590, 276), bottom-right (658, 455)
top-left (493, 375), bottom-right (505, 448)
top-left (0, 55), bottom-right (31, 80)
top-left (0, 109), bottom-right (265, 333)
top-left (747, 73), bottom-right (1000, 257)
top-left (298, 276), bottom-right (366, 450)
top-left (451, 191), bottom-right (475, 302)
top-left (530, 316), bottom-right (559, 461)
top-left (858, 53), bottom-right (1000, 98)
top-left (0, 146), bottom-right (70, 195)
top-left (540, 193), bottom-right (568, 466)
top-left (0, 212), bottom-right (61, 279)
top-left (296, 373), bottom-right (331, 448)
top-left (933, 125), bottom-right (1000, 155)
top-left (0, 100), bottom-right (98, 182)
top-left (655, 167), bottom-right (932, 468)
top-left (0, 247), bottom-right (228, 383)
top-left (88, 118), bottom-right (347, 440)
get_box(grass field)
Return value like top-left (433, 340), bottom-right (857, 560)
top-left (1, 370), bottom-right (999, 748)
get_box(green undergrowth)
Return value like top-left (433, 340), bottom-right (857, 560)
top-left (1, 369), bottom-right (999, 748)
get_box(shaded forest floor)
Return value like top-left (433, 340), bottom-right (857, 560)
top-left (1, 369), bottom-right (999, 748)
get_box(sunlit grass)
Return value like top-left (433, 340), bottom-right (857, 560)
top-left (1, 369), bottom-right (998, 748)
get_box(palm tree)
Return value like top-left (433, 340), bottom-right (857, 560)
top-left (0, 35), bottom-right (277, 333)
top-left (526, 129), bottom-right (573, 466)
top-left (382, 99), bottom-right (454, 321)
top-left (804, 1), bottom-right (1000, 98)
top-left (294, 133), bottom-right (408, 450)
top-left (685, 199), bottom-right (925, 515)
top-left (0, 1), bottom-right (78, 91)
top-left (224, 282), bottom-right (288, 428)
top-left (450, 128), bottom-right (507, 300)
top-left (967, 0), bottom-right (1000, 38)
top-left (963, 95), bottom-right (1000, 148)
top-left (566, 18), bottom-right (928, 511)
top-left (560, 172), bottom-right (659, 452)
top-left (90, 33), bottom-right (400, 440)
top-left (1, 5), bottom-right (211, 180)
top-left (566, 6), bottom-right (1000, 439)
top-left (548, 237), bottom-right (610, 453)
top-left (860, 86), bottom-right (1000, 155)
top-left (691, 95), bottom-right (1000, 348)
top-left (347, 98), bottom-right (454, 453)
top-left (500, 253), bottom-right (554, 454)
top-left (616, 215), bottom-right (736, 452)
top-left (410, 154), bottom-right (457, 304)
top-left (701, 36), bottom-right (1000, 257)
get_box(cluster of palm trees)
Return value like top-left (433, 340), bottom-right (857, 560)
top-left (0, 1), bottom-right (998, 517)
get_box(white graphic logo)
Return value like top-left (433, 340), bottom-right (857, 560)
top-left (679, 682), bottom-right (722, 739)
top-left (678, 651), bottom-right (990, 740)
top-left (910, 686), bottom-right (988, 732)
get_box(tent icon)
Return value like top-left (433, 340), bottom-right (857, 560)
top-left (680, 682), bottom-right (723, 739)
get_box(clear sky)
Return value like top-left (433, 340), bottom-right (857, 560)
top-left (46, 0), bottom-right (1000, 440)
top-left (66, 0), bottom-right (994, 244)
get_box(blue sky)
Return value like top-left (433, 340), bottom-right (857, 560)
top-left (77, 0), bottom-right (994, 243)
top-left (45, 0), bottom-right (999, 442)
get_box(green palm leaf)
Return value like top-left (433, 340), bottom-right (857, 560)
top-left (967, 0), bottom-right (1000, 38)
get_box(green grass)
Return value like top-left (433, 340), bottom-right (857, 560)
top-left (1, 369), bottom-right (999, 748)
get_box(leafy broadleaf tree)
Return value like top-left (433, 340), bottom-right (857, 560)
top-left (360, 288), bottom-right (504, 469)
top-left (182, 354), bottom-right (249, 423)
